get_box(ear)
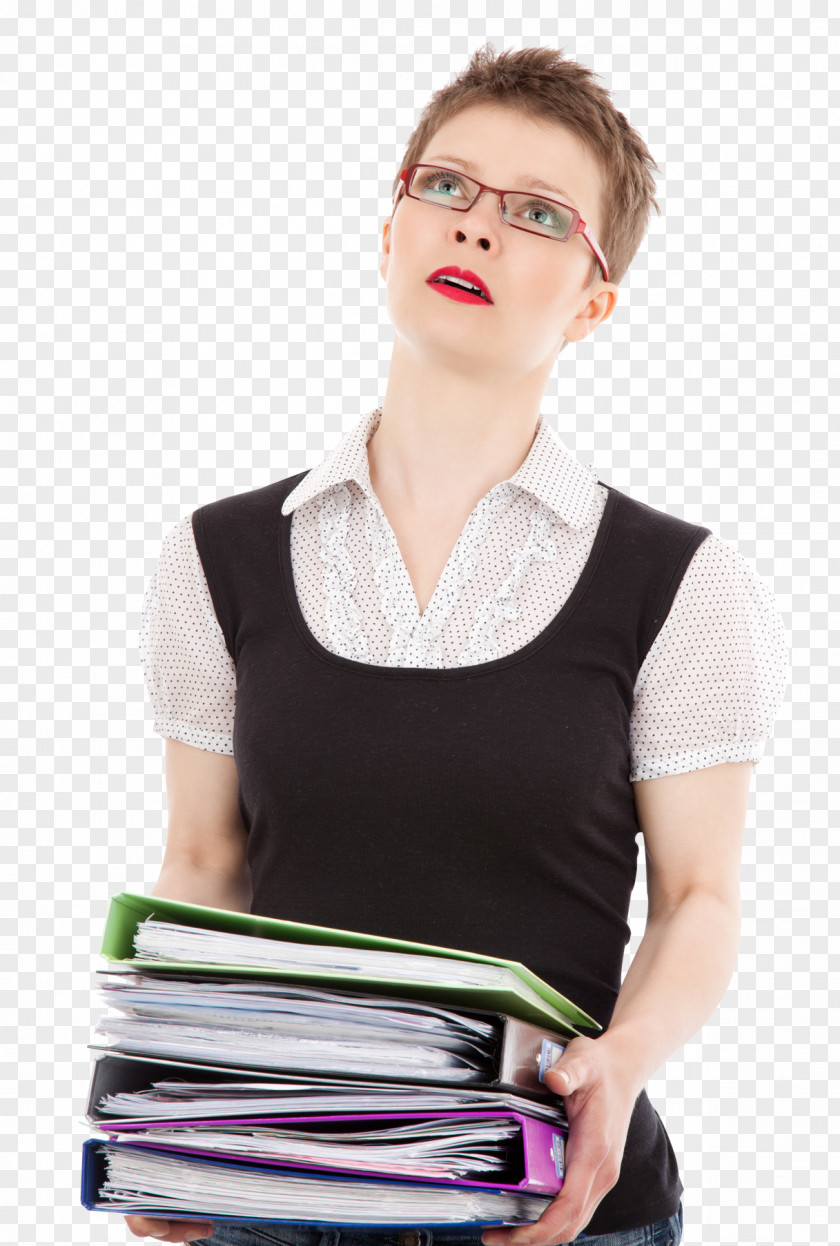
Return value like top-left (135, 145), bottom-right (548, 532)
top-left (563, 282), bottom-right (619, 344)
top-left (380, 219), bottom-right (391, 281)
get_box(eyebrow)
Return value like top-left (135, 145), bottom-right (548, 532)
top-left (426, 154), bottom-right (580, 209)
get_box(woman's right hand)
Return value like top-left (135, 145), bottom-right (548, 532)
top-left (124, 1213), bottom-right (214, 1242)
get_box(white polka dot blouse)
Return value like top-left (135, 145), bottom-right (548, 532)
top-left (139, 407), bottom-right (790, 782)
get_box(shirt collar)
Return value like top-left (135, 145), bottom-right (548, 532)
top-left (281, 406), bottom-right (599, 530)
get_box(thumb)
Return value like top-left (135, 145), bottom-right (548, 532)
top-left (544, 1052), bottom-right (583, 1095)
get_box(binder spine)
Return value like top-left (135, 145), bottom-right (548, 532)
top-left (496, 1017), bottom-right (567, 1100)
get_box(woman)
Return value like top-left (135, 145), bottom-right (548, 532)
top-left (128, 45), bottom-right (789, 1246)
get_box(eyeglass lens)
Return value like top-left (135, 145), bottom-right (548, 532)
top-left (408, 165), bottom-right (575, 240)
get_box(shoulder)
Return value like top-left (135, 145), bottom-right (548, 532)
top-left (677, 528), bottom-right (783, 613)
top-left (601, 487), bottom-right (712, 620)
top-left (190, 471), bottom-right (311, 550)
top-left (152, 513), bottom-right (205, 588)
top-left (193, 471), bottom-right (309, 524)
top-left (641, 524), bottom-right (790, 681)
top-left (604, 489), bottom-right (773, 600)
top-left (604, 482), bottom-right (711, 546)
top-left (617, 500), bottom-right (788, 639)
top-left (672, 533), bottom-right (791, 690)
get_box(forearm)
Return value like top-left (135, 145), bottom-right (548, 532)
top-left (596, 887), bottom-right (741, 1094)
top-left (151, 856), bottom-right (252, 913)
top-left (487, 891), bottom-right (741, 1246)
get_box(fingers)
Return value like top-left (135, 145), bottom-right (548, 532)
top-left (542, 1035), bottom-right (594, 1097)
top-left (125, 1215), bottom-right (170, 1238)
top-left (481, 1223), bottom-right (531, 1245)
top-left (506, 1172), bottom-right (598, 1245)
top-left (180, 1227), bottom-right (215, 1245)
top-left (123, 1214), bottom-right (214, 1242)
top-left (482, 1114), bottom-right (612, 1245)
top-left (481, 1181), bottom-right (599, 1246)
top-left (178, 1226), bottom-right (215, 1245)
top-left (483, 1038), bottom-right (632, 1245)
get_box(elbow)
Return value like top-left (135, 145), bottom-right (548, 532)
top-left (650, 885), bottom-right (742, 961)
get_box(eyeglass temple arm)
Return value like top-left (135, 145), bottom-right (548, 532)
top-left (574, 219), bottom-right (610, 283)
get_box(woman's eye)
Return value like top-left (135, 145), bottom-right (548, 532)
top-left (524, 201), bottom-right (559, 225)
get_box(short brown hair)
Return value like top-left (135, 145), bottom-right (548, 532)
top-left (390, 42), bottom-right (660, 287)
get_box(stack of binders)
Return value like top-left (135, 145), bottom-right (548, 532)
top-left (82, 892), bottom-right (600, 1231)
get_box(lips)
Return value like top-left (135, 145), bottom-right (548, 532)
top-left (426, 266), bottom-right (493, 303)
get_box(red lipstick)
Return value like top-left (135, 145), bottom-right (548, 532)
top-left (426, 266), bottom-right (493, 305)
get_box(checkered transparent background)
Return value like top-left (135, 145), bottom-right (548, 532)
top-left (5, 6), bottom-right (837, 1244)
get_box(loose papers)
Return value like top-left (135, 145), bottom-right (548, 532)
top-left (99, 1115), bottom-right (522, 1181)
top-left (95, 1143), bottom-right (553, 1224)
top-left (130, 918), bottom-right (580, 1032)
top-left (94, 1076), bottom-right (567, 1125)
top-left (94, 973), bottom-right (499, 1082)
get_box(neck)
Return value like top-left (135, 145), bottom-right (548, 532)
top-left (369, 341), bottom-right (546, 516)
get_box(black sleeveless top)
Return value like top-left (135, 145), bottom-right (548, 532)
top-left (192, 472), bottom-right (710, 1235)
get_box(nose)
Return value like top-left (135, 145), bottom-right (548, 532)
top-left (455, 188), bottom-right (503, 246)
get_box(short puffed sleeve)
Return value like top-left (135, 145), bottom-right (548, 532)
top-left (139, 515), bottom-right (236, 754)
top-left (629, 532), bottom-right (790, 782)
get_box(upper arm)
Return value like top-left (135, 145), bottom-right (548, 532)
top-left (140, 514), bottom-right (237, 755)
top-left (628, 532), bottom-right (787, 919)
top-left (632, 760), bottom-right (754, 918)
top-left (629, 532), bottom-right (790, 783)
top-left (142, 517), bottom-right (247, 881)
top-left (162, 736), bottom-right (248, 874)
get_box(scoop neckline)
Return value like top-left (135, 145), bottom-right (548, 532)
top-left (277, 480), bottom-right (619, 680)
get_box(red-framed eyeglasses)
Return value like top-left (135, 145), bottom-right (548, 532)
top-left (394, 163), bottom-right (610, 283)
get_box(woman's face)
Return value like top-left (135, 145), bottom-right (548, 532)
top-left (379, 103), bottom-right (617, 382)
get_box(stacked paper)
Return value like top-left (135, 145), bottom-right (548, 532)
top-left (82, 893), bottom-right (597, 1229)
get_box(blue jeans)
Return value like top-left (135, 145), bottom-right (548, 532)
top-left (193, 1205), bottom-right (683, 1246)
